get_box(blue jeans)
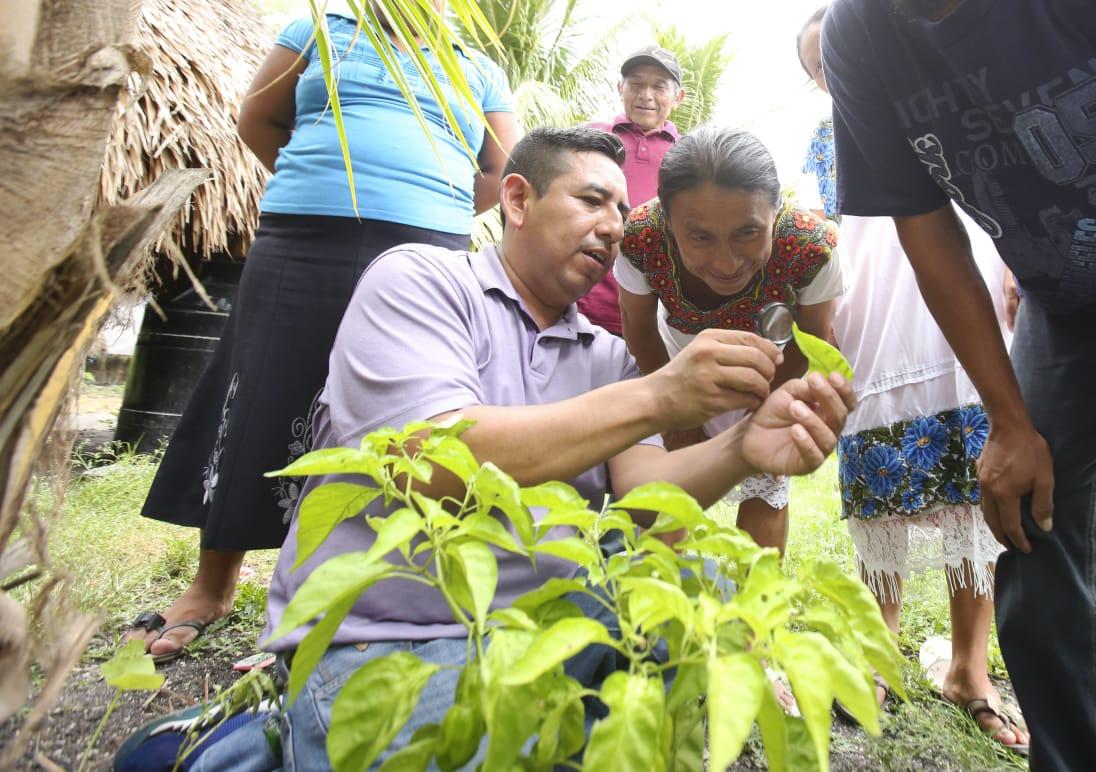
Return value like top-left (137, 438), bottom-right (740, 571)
top-left (995, 302), bottom-right (1096, 771)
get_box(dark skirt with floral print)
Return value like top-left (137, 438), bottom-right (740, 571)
top-left (838, 404), bottom-right (989, 520)
top-left (139, 214), bottom-right (467, 551)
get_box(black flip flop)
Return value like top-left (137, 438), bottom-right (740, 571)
top-left (128, 611), bottom-right (166, 637)
top-left (151, 620), bottom-right (207, 665)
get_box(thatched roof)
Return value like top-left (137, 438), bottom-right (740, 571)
top-left (98, 0), bottom-right (272, 261)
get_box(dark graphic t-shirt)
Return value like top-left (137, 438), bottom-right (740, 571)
top-left (823, 0), bottom-right (1096, 313)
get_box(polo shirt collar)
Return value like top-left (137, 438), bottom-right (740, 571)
top-left (474, 246), bottom-right (596, 341)
top-left (610, 113), bottom-right (680, 140)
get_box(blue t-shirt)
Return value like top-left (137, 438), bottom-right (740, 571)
top-left (823, 0), bottom-right (1096, 313)
top-left (260, 15), bottom-right (513, 234)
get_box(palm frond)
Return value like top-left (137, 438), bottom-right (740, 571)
top-left (655, 26), bottom-right (734, 134)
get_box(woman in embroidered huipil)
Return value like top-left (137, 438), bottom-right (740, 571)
top-left (795, 7), bottom-right (1027, 752)
top-left (614, 126), bottom-right (843, 555)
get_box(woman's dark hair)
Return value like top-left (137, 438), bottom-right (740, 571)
top-left (796, 6), bottom-right (828, 75)
top-left (658, 126), bottom-right (781, 213)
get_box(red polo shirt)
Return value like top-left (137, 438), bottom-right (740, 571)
top-left (581, 114), bottom-right (679, 334)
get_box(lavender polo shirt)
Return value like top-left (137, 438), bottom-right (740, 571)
top-left (579, 115), bottom-right (679, 334)
top-left (263, 244), bottom-right (659, 648)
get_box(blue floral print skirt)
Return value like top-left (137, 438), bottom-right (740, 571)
top-left (838, 404), bottom-right (988, 520)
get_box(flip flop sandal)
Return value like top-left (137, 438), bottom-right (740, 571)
top-left (128, 611), bottom-right (166, 636)
top-left (151, 620), bottom-right (207, 665)
top-left (964, 698), bottom-right (1030, 757)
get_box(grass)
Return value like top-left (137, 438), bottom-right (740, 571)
top-left (21, 452), bottom-right (1024, 769)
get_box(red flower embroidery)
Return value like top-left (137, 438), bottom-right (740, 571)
top-left (794, 211), bottom-right (815, 230)
top-left (775, 236), bottom-right (801, 259)
top-left (825, 227), bottom-right (838, 247)
top-left (639, 227), bottom-right (660, 253)
top-left (802, 242), bottom-right (825, 261)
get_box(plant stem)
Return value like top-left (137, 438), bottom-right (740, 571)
top-left (78, 691), bottom-right (120, 772)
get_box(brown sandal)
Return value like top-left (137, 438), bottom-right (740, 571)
top-left (963, 698), bottom-right (1030, 757)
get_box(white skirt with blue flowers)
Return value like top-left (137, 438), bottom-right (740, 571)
top-left (838, 401), bottom-right (1003, 602)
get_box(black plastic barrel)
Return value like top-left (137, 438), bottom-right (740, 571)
top-left (114, 258), bottom-right (243, 454)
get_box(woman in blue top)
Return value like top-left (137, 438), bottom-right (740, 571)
top-left (128, 3), bottom-right (518, 662)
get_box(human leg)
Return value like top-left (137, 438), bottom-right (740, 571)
top-left (144, 547), bottom-right (246, 658)
top-left (737, 499), bottom-right (789, 555)
top-left (941, 561), bottom-right (1028, 749)
top-left (995, 303), bottom-right (1096, 771)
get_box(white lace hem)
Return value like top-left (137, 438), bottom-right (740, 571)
top-left (720, 473), bottom-right (789, 510)
top-left (846, 502), bottom-right (1003, 603)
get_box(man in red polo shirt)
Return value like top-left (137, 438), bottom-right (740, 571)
top-left (581, 45), bottom-right (685, 335)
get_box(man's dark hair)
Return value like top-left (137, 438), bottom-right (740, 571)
top-left (658, 126), bottom-right (781, 214)
top-left (501, 127), bottom-right (626, 200)
top-left (796, 6), bottom-right (828, 76)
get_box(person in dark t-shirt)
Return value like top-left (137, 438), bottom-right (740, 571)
top-left (823, 1), bottom-right (1095, 768)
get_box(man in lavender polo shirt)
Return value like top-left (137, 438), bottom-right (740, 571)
top-left (196, 128), bottom-right (854, 770)
top-left (579, 45), bottom-right (685, 335)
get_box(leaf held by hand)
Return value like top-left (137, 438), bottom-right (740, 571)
top-left (792, 322), bottom-right (853, 380)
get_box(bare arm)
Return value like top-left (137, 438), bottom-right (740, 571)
top-left (419, 329), bottom-right (782, 503)
top-left (237, 45), bottom-right (307, 172)
top-left (893, 205), bottom-right (1053, 552)
top-left (473, 112), bottom-right (519, 214)
top-left (607, 372), bottom-right (855, 520)
top-left (618, 285), bottom-right (671, 374)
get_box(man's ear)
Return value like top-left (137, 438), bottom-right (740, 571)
top-left (617, 79), bottom-right (625, 100)
top-left (673, 86), bottom-right (686, 109)
top-left (499, 173), bottom-right (535, 228)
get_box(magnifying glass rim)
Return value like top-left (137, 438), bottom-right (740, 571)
top-left (759, 301), bottom-right (795, 345)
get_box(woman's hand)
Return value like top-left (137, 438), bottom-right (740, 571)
top-left (741, 372), bottom-right (856, 477)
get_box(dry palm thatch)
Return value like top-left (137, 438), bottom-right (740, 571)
top-left (98, 0), bottom-right (271, 265)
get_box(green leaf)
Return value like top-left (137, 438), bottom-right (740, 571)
top-left (775, 629), bottom-right (879, 760)
top-left (327, 652), bottom-right (439, 771)
top-left (611, 483), bottom-right (704, 529)
top-left (521, 480), bottom-right (589, 511)
top-left (684, 529), bottom-right (763, 567)
top-left (755, 676), bottom-right (789, 772)
top-left (800, 558), bottom-right (907, 701)
top-left (532, 537), bottom-right (601, 570)
top-left (488, 607), bottom-right (539, 631)
top-left (285, 594), bottom-right (357, 703)
top-left (265, 446), bottom-right (379, 479)
top-left (511, 578), bottom-right (588, 614)
top-left (459, 513), bottom-right (525, 555)
top-left (449, 541), bottom-right (498, 634)
top-left (667, 701), bottom-right (706, 772)
top-left (792, 322), bottom-right (853, 380)
top-left (293, 482), bottom-right (382, 569)
top-left (376, 726), bottom-right (437, 772)
top-left (665, 662), bottom-right (706, 714)
top-left (100, 640), bottom-right (164, 692)
top-left (706, 653), bottom-right (765, 770)
top-left (436, 703), bottom-right (483, 771)
top-left (502, 617), bottom-right (612, 685)
top-left (419, 434), bottom-right (479, 481)
top-left (264, 554), bottom-right (392, 644)
top-left (473, 463), bottom-right (534, 545)
top-left (583, 672), bottom-right (665, 772)
top-left (720, 552), bottom-right (794, 639)
top-left (364, 507), bottom-right (425, 564)
top-left (620, 577), bottom-right (693, 631)
top-left (536, 508), bottom-right (598, 532)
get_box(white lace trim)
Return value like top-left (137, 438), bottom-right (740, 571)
top-left (716, 473), bottom-right (789, 513)
top-left (846, 502), bottom-right (1003, 602)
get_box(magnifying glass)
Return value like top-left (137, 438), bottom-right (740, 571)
top-left (758, 302), bottom-right (795, 346)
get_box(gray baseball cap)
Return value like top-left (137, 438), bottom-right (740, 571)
top-left (620, 45), bottom-right (683, 84)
